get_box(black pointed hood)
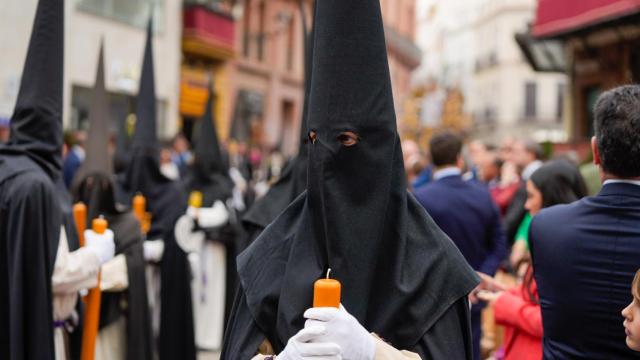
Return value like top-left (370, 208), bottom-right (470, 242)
top-left (194, 86), bottom-right (226, 179)
top-left (121, 17), bottom-right (167, 194)
top-left (229, 0), bottom-right (478, 355)
top-left (132, 18), bottom-right (158, 153)
top-left (76, 43), bottom-right (113, 179)
top-left (184, 83), bottom-right (234, 205)
top-left (4, 0), bottom-right (64, 179)
top-left (71, 43), bottom-right (119, 220)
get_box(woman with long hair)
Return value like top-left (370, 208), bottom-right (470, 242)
top-left (479, 160), bottom-right (587, 360)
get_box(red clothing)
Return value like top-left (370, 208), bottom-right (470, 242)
top-left (490, 182), bottom-right (520, 216)
top-left (494, 279), bottom-right (542, 360)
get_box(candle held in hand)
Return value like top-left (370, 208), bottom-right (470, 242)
top-left (313, 269), bottom-right (341, 308)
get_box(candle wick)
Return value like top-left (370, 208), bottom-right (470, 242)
top-left (326, 268), bottom-right (332, 279)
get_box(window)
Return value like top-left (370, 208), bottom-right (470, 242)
top-left (242, 0), bottom-right (252, 58)
top-left (257, 1), bottom-right (266, 62)
top-left (286, 16), bottom-right (294, 71)
top-left (525, 82), bottom-right (537, 119)
top-left (556, 83), bottom-right (565, 122)
top-left (77, 0), bottom-right (165, 32)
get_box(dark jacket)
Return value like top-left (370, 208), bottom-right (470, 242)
top-left (530, 182), bottom-right (640, 359)
top-left (415, 174), bottom-right (507, 275)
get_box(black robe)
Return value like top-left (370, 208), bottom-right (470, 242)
top-left (0, 0), bottom-right (64, 356)
top-left (0, 155), bottom-right (62, 360)
top-left (96, 211), bottom-right (152, 360)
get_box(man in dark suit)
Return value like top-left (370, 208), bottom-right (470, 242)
top-left (415, 131), bottom-right (507, 360)
top-left (530, 85), bottom-right (640, 359)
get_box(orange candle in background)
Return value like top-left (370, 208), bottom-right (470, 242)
top-left (73, 202), bottom-right (87, 247)
top-left (133, 193), bottom-right (146, 223)
top-left (313, 269), bottom-right (341, 308)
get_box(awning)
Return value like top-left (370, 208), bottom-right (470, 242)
top-left (515, 31), bottom-right (565, 72)
top-left (533, 0), bottom-right (640, 39)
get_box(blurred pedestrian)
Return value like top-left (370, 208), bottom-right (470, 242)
top-left (0, 117), bottom-right (9, 143)
top-left (171, 133), bottom-right (192, 178)
top-left (414, 131), bottom-right (506, 360)
top-left (503, 139), bottom-right (543, 245)
top-left (160, 143), bottom-right (180, 180)
top-left (62, 130), bottom-right (86, 188)
top-left (530, 85), bottom-right (640, 358)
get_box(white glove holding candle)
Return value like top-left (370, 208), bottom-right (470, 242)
top-left (84, 229), bottom-right (115, 265)
top-left (304, 305), bottom-right (375, 360)
top-left (278, 325), bottom-right (343, 360)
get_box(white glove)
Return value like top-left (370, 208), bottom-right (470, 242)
top-left (279, 325), bottom-right (342, 360)
top-left (143, 239), bottom-right (165, 262)
top-left (84, 229), bottom-right (116, 265)
top-left (186, 201), bottom-right (230, 229)
top-left (304, 305), bottom-right (375, 360)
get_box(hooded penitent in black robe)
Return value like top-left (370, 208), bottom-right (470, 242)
top-left (71, 44), bottom-right (153, 360)
top-left (116, 19), bottom-right (195, 360)
top-left (241, 0), bottom-right (313, 243)
top-left (0, 0), bottom-right (65, 359)
top-left (221, 1), bottom-right (479, 359)
top-left (181, 86), bottom-right (240, 329)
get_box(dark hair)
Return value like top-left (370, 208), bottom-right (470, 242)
top-left (593, 85), bottom-right (640, 178)
top-left (530, 160), bottom-right (587, 208)
top-left (430, 131), bottom-right (463, 167)
top-left (523, 139), bottom-right (544, 160)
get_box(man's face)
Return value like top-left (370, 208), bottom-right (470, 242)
top-left (512, 141), bottom-right (533, 169)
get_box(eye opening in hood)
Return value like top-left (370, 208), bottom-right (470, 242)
top-left (337, 131), bottom-right (359, 147)
top-left (308, 130), bottom-right (317, 144)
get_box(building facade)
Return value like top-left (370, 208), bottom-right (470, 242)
top-left (0, 0), bottom-right (183, 138)
top-left (182, 0), bottom-right (420, 157)
top-left (413, 0), bottom-right (568, 144)
top-left (524, 0), bottom-right (640, 147)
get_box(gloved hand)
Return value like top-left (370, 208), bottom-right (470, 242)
top-left (304, 305), bottom-right (375, 360)
top-left (278, 325), bottom-right (342, 360)
top-left (143, 239), bottom-right (165, 262)
top-left (84, 229), bottom-right (115, 265)
top-left (186, 201), bottom-right (230, 229)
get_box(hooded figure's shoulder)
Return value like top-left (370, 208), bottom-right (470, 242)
top-left (0, 155), bottom-right (55, 197)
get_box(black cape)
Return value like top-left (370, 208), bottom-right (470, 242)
top-left (0, 156), bottom-right (62, 360)
top-left (0, 0), bottom-right (65, 358)
top-left (182, 87), bottom-right (241, 324)
top-left (117, 17), bottom-right (195, 360)
top-left (222, 0), bottom-right (479, 358)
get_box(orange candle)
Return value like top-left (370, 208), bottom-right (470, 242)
top-left (73, 203), bottom-right (87, 247)
top-left (92, 216), bottom-right (108, 234)
top-left (313, 269), bottom-right (341, 308)
top-left (81, 216), bottom-right (109, 360)
top-left (132, 193), bottom-right (146, 223)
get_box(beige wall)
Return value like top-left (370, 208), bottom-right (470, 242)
top-left (0, 0), bottom-right (183, 138)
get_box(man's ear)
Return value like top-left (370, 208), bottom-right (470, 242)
top-left (591, 136), bottom-right (601, 166)
top-left (456, 154), bottom-right (465, 170)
